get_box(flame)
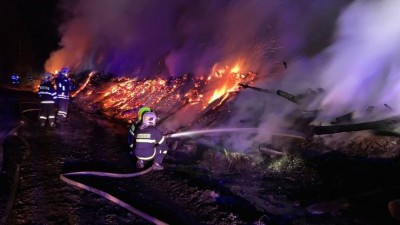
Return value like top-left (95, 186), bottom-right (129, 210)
top-left (204, 62), bottom-right (249, 108)
top-left (72, 62), bottom-right (256, 122)
top-left (208, 85), bottom-right (228, 104)
top-left (230, 64), bottom-right (240, 74)
top-left (71, 71), bottom-right (95, 97)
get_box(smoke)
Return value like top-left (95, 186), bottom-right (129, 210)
top-left (315, 0), bottom-right (400, 119)
top-left (224, 0), bottom-right (400, 152)
top-left (46, 0), bottom-right (285, 77)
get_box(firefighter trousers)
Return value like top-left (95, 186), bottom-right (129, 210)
top-left (39, 103), bottom-right (56, 125)
top-left (57, 98), bottom-right (69, 122)
top-left (135, 148), bottom-right (167, 164)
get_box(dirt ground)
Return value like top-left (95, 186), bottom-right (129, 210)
top-left (2, 88), bottom-right (400, 225)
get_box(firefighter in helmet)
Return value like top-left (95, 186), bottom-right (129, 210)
top-left (133, 111), bottom-right (168, 170)
top-left (128, 106), bottom-right (152, 150)
top-left (38, 73), bottom-right (57, 127)
top-left (55, 68), bottom-right (73, 123)
top-left (11, 73), bottom-right (20, 85)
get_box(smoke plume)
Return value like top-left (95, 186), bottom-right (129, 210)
top-left (46, 0), bottom-right (287, 77)
top-left (225, 0), bottom-right (400, 151)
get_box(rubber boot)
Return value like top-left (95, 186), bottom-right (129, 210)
top-left (152, 162), bottom-right (163, 171)
top-left (136, 160), bottom-right (144, 169)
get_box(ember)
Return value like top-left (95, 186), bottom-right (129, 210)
top-left (73, 65), bottom-right (256, 127)
top-left (71, 71), bottom-right (95, 97)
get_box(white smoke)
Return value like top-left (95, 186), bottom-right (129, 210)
top-left (224, 0), bottom-right (400, 152)
top-left (315, 0), bottom-right (400, 119)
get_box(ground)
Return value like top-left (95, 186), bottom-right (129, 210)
top-left (1, 87), bottom-right (400, 225)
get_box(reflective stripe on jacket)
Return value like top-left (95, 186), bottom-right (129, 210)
top-left (38, 81), bottom-right (57, 103)
top-left (135, 126), bottom-right (167, 160)
top-left (55, 75), bottom-right (72, 99)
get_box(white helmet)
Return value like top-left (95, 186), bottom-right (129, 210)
top-left (60, 68), bottom-right (70, 76)
top-left (42, 72), bottom-right (53, 81)
top-left (141, 112), bottom-right (157, 128)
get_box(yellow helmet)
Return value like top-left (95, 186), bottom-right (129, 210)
top-left (138, 107), bottom-right (152, 121)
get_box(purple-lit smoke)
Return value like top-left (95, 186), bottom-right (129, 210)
top-left (273, 0), bottom-right (400, 121)
top-left (224, 0), bottom-right (400, 151)
top-left (47, 0), bottom-right (354, 77)
top-left (46, 0), bottom-right (286, 77)
top-left (316, 0), bottom-right (400, 119)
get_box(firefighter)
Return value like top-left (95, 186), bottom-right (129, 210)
top-left (134, 111), bottom-right (168, 171)
top-left (11, 73), bottom-right (20, 85)
top-left (128, 106), bottom-right (152, 150)
top-left (55, 68), bottom-right (73, 123)
top-left (38, 73), bottom-right (57, 127)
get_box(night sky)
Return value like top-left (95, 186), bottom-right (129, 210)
top-left (0, 0), bottom-right (60, 77)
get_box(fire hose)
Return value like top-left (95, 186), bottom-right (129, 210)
top-left (58, 131), bottom-right (201, 224)
top-left (17, 105), bottom-right (170, 224)
top-left (0, 116), bottom-right (31, 225)
top-left (60, 167), bottom-right (169, 225)
top-left (19, 101), bottom-right (41, 125)
top-left (60, 130), bottom-right (264, 225)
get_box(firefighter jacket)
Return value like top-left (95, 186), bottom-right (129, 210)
top-left (38, 81), bottom-right (57, 103)
top-left (55, 75), bottom-right (72, 100)
top-left (135, 126), bottom-right (167, 161)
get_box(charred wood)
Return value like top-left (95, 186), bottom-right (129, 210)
top-left (238, 83), bottom-right (273, 94)
top-left (312, 117), bottom-right (400, 135)
top-left (276, 90), bottom-right (298, 104)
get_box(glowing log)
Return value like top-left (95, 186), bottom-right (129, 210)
top-left (71, 71), bottom-right (95, 97)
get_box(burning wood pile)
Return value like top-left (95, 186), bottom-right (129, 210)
top-left (71, 67), bottom-right (256, 132)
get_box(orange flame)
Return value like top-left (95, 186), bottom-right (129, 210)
top-left (230, 64), bottom-right (240, 74)
top-left (71, 71), bottom-right (95, 97)
top-left (208, 84), bottom-right (228, 104)
top-left (72, 62), bottom-right (256, 122)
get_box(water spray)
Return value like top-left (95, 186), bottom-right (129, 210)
top-left (166, 128), bottom-right (259, 138)
top-left (166, 128), bottom-right (307, 139)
